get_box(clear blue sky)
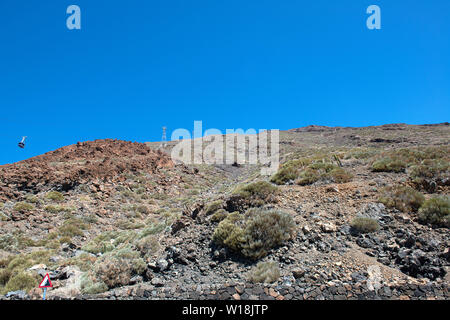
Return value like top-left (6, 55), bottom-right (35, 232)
top-left (1, 1), bottom-right (449, 165)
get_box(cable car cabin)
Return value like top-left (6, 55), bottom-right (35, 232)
top-left (18, 136), bottom-right (27, 148)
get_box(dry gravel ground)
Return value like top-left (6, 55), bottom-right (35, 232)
top-left (0, 123), bottom-right (448, 300)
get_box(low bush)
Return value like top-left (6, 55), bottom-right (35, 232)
top-left (204, 200), bottom-right (223, 216)
top-left (116, 219), bottom-right (145, 230)
top-left (210, 209), bottom-right (228, 223)
top-left (82, 231), bottom-right (134, 254)
top-left (350, 217), bottom-right (380, 233)
top-left (371, 147), bottom-right (450, 174)
top-left (233, 181), bottom-right (278, 201)
top-left (409, 159), bottom-right (449, 192)
top-left (248, 261), bottom-right (280, 283)
top-left (0, 251), bottom-right (54, 294)
top-left (0, 212), bottom-right (9, 221)
top-left (418, 196), bottom-right (450, 228)
top-left (372, 158), bottom-right (407, 173)
top-left (44, 205), bottom-right (73, 213)
top-left (25, 195), bottom-right (40, 204)
top-left (226, 181), bottom-right (278, 212)
top-left (0, 234), bottom-right (38, 251)
top-left (139, 222), bottom-right (166, 238)
top-left (80, 273), bottom-right (108, 294)
top-left (213, 208), bottom-right (295, 260)
top-left (13, 202), bottom-right (34, 212)
top-left (132, 204), bottom-right (150, 215)
top-left (271, 157), bottom-right (352, 186)
top-left (1, 271), bottom-right (38, 294)
top-left (81, 245), bottom-right (146, 293)
top-left (136, 235), bottom-right (160, 259)
top-left (344, 148), bottom-right (379, 160)
top-left (58, 218), bottom-right (87, 237)
top-left (45, 191), bottom-right (65, 202)
top-left (0, 269), bottom-right (12, 286)
top-left (60, 253), bottom-right (97, 272)
top-left (270, 159), bottom-right (303, 185)
top-left (378, 185), bottom-right (425, 212)
top-left (82, 214), bottom-right (98, 224)
top-left (296, 162), bottom-right (352, 185)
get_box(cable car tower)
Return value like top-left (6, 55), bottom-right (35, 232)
top-left (160, 126), bottom-right (167, 148)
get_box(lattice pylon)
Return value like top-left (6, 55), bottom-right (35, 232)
top-left (160, 126), bottom-right (167, 148)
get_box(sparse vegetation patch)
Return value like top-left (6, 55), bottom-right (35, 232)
top-left (350, 217), bottom-right (380, 234)
top-left (271, 156), bottom-right (352, 186)
top-left (45, 191), bottom-right (65, 202)
top-left (213, 208), bottom-right (295, 260)
top-left (248, 261), bottom-right (280, 283)
top-left (418, 196), bottom-right (450, 228)
top-left (226, 181), bottom-right (278, 212)
top-left (378, 185), bottom-right (425, 213)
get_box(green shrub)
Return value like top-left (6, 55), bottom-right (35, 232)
top-left (61, 253), bottom-right (97, 272)
top-left (2, 271), bottom-right (38, 294)
top-left (0, 250), bottom-right (54, 294)
top-left (0, 234), bottom-right (38, 251)
top-left (0, 235), bottom-right (17, 250)
top-left (372, 158), bottom-right (407, 173)
top-left (0, 212), bottom-right (9, 221)
top-left (25, 195), bottom-right (40, 204)
top-left (136, 235), bottom-right (160, 259)
top-left (418, 196), bottom-right (450, 228)
top-left (82, 245), bottom-right (146, 292)
top-left (116, 219), bottom-right (145, 230)
top-left (350, 217), bottom-right (380, 233)
top-left (134, 205), bottom-right (150, 215)
top-left (13, 202), bottom-right (34, 212)
top-left (139, 222), bottom-right (166, 238)
top-left (409, 159), bottom-right (449, 191)
top-left (82, 230), bottom-right (138, 254)
top-left (205, 200), bottom-right (223, 216)
top-left (82, 214), bottom-right (99, 224)
top-left (0, 256), bottom-right (14, 269)
top-left (379, 185), bottom-right (425, 212)
top-left (270, 163), bottom-right (300, 185)
top-left (345, 148), bottom-right (379, 160)
top-left (0, 269), bottom-right (12, 286)
top-left (248, 261), bottom-right (280, 283)
top-left (83, 231), bottom-right (123, 254)
top-left (371, 147), bottom-right (450, 173)
top-left (213, 208), bottom-right (295, 260)
top-left (213, 212), bottom-right (245, 251)
top-left (151, 193), bottom-right (169, 200)
top-left (45, 191), bottom-right (64, 202)
top-left (6, 251), bottom-right (53, 273)
top-left (210, 209), bottom-right (228, 223)
top-left (44, 205), bottom-right (73, 213)
top-left (59, 236), bottom-right (73, 244)
top-left (271, 158), bottom-right (352, 186)
top-left (233, 181), bottom-right (278, 200)
top-left (58, 218), bottom-right (87, 237)
top-left (80, 273), bottom-right (108, 294)
top-left (226, 181), bottom-right (278, 212)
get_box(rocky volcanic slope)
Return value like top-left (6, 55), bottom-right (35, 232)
top-left (0, 123), bottom-right (449, 300)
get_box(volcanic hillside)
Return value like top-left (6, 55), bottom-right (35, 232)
top-left (0, 139), bottom-right (174, 202)
top-left (0, 124), bottom-right (449, 301)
